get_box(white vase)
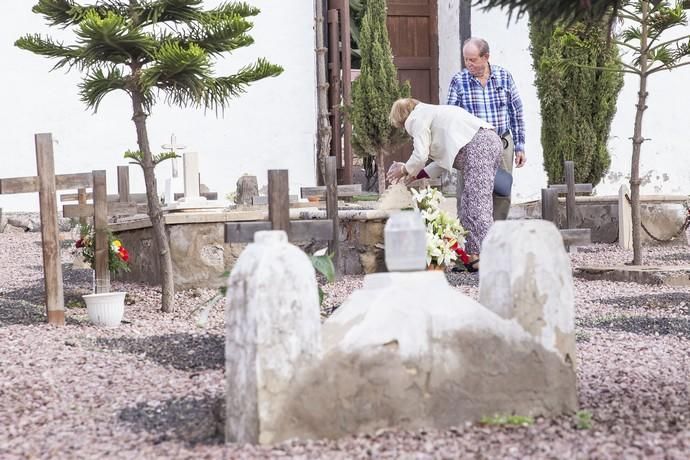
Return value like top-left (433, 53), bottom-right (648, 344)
top-left (83, 292), bottom-right (126, 327)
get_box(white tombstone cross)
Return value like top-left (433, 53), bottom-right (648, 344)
top-left (161, 133), bottom-right (186, 178)
top-left (161, 134), bottom-right (186, 205)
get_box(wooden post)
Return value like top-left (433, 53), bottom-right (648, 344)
top-left (564, 161), bottom-right (576, 229)
top-left (268, 170), bottom-right (290, 232)
top-left (35, 133), bottom-right (65, 326)
top-left (541, 188), bottom-right (558, 225)
top-left (340, 1), bottom-right (353, 185)
top-left (77, 187), bottom-right (88, 227)
top-left (325, 156), bottom-right (339, 274)
top-left (93, 170), bottom-right (110, 293)
top-left (328, 8), bottom-right (342, 170)
top-left (117, 165), bottom-right (130, 203)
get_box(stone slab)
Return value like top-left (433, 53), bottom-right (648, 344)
top-left (574, 265), bottom-right (690, 287)
top-left (271, 271), bottom-right (576, 443)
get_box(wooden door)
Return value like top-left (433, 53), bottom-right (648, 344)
top-left (386, 0), bottom-right (439, 164)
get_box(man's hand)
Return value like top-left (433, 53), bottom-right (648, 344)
top-left (515, 151), bottom-right (526, 168)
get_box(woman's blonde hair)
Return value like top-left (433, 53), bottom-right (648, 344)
top-left (389, 98), bottom-right (420, 129)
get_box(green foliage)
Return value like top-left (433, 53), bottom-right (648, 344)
top-left (350, 0), bottom-right (410, 160)
top-left (479, 414), bottom-right (535, 427)
top-left (310, 253), bottom-right (336, 305)
top-left (310, 254), bottom-right (336, 283)
top-left (530, 19), bottom-right (624, 186)
top-left (477, 0), bottom-right (625, 24)
top-left (15, 0), bottom-right (283, 115)
top-left (615, 0), bottom-right (690, 75)
top-left (574, 410), bottom-right (594, 429)
top-left (124, 150), bottom-right (179, 167)
top-left (350, 0), bottom-right (366, 68)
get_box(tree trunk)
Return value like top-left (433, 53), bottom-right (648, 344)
top-left (131, 92), bottom-right (175, 312)
top-left (631, 1), bottom-right (650, 265)
top-left (376, 149), bottom-right (386, 193)
top-left (315, 0), bottom-right (332, 184)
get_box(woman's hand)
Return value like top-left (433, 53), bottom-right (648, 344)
top-left (386, 162), bottom-right (408, 184)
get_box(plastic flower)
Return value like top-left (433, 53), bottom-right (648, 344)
top-left (74, 224), bottom-right (131, 274)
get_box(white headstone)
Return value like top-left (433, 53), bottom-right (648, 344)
top-left (618, 183), bottom-right (633, 250)
top-left (479, 220), bottom-right (576, 365)
top-left (180, 152), bottom-right (205, 203)
top-left (225, 230), bottom-right (321, 445)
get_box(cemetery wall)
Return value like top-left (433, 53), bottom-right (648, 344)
top-left (112, 217), bottom-right (387, 289)
top-left (511, 196), bottom-right (688, 244)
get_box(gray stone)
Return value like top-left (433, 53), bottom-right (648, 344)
top-left (479, 220), bottom-right (576, 365)
top-left (225, 230), bottom-right (321, 445)
top-left (235, 175), bottom-right (259, 206)
top-left (0, 209), bottom-right (6, 233)
top-left (574, 265), bottom-right (690, 287)
top-left (7, 217), bottom-right (34, 232)
top-left (271, 271), bottom-right (576, 442)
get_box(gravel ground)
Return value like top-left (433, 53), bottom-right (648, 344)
top-left (1, 227), bottom-right (689, 459)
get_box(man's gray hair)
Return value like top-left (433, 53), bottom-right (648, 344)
top-left (463, 37), bottom-right (490, 56)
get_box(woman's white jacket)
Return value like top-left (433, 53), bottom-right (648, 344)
top-left (403, 103), bottom-right (493, 178)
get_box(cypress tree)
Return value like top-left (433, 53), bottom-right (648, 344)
top-left (529, 19), bottom-right (623, 186)
top-left (350, 0), bottom-right (410, 192)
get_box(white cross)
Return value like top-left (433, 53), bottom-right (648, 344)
top-left (161, 134), bottom-right (187, 178)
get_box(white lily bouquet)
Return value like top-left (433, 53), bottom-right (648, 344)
top-left (411, 187), bottom-right (469, 268)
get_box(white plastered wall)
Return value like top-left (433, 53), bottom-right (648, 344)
top-left (0, 0), bottom-right (318, 212)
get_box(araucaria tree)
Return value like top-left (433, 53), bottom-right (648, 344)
top-left (609, 0), bottom-right (690, 264)
top-left (530, 18), bottom-right (623, 186)
top-left (16, 0), bottom-right (282, 312)
top-left (350, 0), bottom-right (410, 193)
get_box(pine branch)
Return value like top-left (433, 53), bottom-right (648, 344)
top-left (79, 66), bottom-right (128, 111)
top-left (162, 58), bottom-right (283, 112)
top-left (133, 0), bottom-right (204, 27)
top-left (32, 0), bottom-right (124, 28)
top-left (15, 34), bottom-right (84, 70)
top-left (76, 10), bottom-right (156, 66)
top-left (140, 42), bottom-right (212, 95)
top-left (156, 17), bottom-right (256, 57)
top-left (475, 0), bottom-right (623, 23)
top-left (124, 150), bottom-right (177, 166)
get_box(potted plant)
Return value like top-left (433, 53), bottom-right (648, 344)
top-left (411, 187), bottom-right (469, 270)
top-left (74, 224), bottom-right (131, 327)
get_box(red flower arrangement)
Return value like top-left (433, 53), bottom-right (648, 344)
top-left (75, 224), bottom-right (131, 274)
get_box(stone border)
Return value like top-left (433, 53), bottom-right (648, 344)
top-left (574, 265), bottom-right (690, 287)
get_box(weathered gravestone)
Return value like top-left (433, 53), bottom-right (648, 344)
top-left (224, 220), bottom-right (577, 444)
top-left (479, 220), bottom-right (576, 366)
top-left (225, 230), bottom-right (321, 445)
top-left (235, 174), bottom-right (259, 206)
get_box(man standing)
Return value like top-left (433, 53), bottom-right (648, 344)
top-left (447, 37), bottom-right (525, 221)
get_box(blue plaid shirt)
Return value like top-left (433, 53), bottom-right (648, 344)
top-left (446, 65), bottom-right (525, 153)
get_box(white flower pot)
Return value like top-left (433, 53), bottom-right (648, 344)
top-left (83, 292), bottom-right (126, 327)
